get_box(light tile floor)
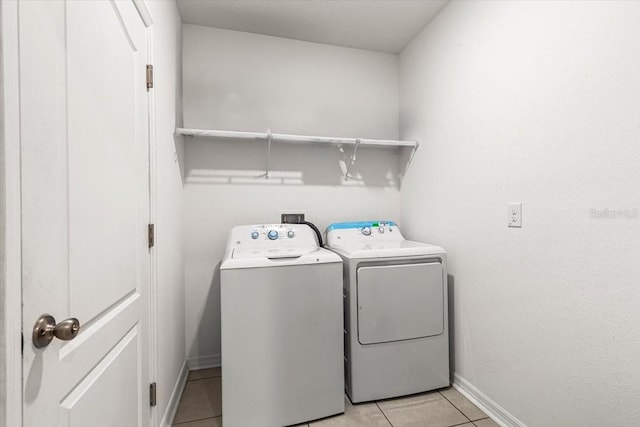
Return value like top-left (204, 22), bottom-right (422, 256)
top-left (172, 368), bottom-right (499, 427)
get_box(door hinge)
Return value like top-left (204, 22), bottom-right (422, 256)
top-left (146, 64), bottom-right (153, 90)
top-left (149, 382), bottom-right (157, 407)
top-left (148, 224), bottom-right (155, 248)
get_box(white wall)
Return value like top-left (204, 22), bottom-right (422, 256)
top-left (182, 25), bottom-right (401, 365)
top-left (145, 1), bottom-right (185, 424)
top-left (399, 1), bottom-right (640, 426)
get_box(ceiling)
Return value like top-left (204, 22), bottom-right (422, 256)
top-left (176, 0), bottom-right (449, 54)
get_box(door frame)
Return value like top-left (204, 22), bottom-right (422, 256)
top-left (0, 1), bottom-right (157, 426)
top-left (135, 1), bottom-right (158, 426)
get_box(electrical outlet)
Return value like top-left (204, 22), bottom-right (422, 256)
top-left (508, 203), bottom-right (522, 228)
top-left (281, 213), bottom-right (305, 224)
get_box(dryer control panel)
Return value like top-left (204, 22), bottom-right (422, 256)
top-left (325, 221), bottom-right (404, 246)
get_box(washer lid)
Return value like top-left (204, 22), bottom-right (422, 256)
top-left (232, 246), bottom-right (318, 259)
top-left (221, 247), bottom-right (341, 269)
top-left (328, 240), bottom-right (445, 259)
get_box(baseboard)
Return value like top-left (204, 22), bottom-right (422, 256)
top-left (187, 354), bottom-right (221, 370)
top-left (452, 373), bottom-right (527, 427)
top-left (160, 360), bottom-right (189, 427)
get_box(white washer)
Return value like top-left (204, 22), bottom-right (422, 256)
top-left (325, 221), bottom-right (449, 403)
top-left (220, 224), bottom-right (344, 427)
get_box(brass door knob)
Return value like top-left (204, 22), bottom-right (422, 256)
top-left (32, 314), bottom-right (81, 349)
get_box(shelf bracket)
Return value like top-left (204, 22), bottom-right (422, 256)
top-left (257, 129), bottom-right (272, 179)
top-left (344, 138), bottom-right (360, 180)
top-left (400, 142), bottom-right (419, 181)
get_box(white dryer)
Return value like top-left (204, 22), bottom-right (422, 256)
top-left (325, 221), bottom-right (449, 403)
top-left (220, 223), bottom-right (344, 427)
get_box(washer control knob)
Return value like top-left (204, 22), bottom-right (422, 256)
top-left (361, 226), bottom-right (371, 236)
top-left (378, 227), bottom-right (384, 234)
top-left (251, 231), bottom-right (259, 239)
top-left (287, 230), bottom-right (295, 238)
top-left (267, 230), bottom-right (279, 240)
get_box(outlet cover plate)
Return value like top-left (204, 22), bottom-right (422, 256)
top-left (508, 203), bottom-right (522, 228)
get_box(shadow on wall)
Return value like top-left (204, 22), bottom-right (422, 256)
top-left (183, 137), bottom-right (409, 188)
top-left (448, 274), bottom-right (456, 381)
top-left (189, 261), bottom-right (222, 362)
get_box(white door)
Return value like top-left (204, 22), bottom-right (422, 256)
top-left (20, 1), bottom-right (151, 426)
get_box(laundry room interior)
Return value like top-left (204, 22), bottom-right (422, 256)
top-left (2, 1), bottom-right (639, 427)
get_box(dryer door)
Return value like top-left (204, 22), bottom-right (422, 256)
top-left (357, 262), bottom-right (444, 345)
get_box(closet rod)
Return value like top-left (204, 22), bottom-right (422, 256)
top-left (176, 127), bottom-right (419, 149)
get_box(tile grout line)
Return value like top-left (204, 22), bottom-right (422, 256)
top-left (439, 390), bottom-right (473, 424)
top-left (186, 375), bottom-right (222, 382)
top-left (172, 415), bottom-right (221, 426)
top-left (374, 401), bottom-right (395, 427)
